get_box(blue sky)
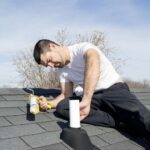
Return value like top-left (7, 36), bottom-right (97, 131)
top-left (0, 0), bottom-right (150, 87)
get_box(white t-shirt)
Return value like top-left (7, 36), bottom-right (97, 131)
top-left (56, 42), bottom-right (121, 90)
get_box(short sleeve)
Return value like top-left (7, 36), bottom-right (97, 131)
top-left (81, 42), bottom-right (99, 55)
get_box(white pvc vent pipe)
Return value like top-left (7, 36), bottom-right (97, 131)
top-left (69, 99), bottom-right (81, 128)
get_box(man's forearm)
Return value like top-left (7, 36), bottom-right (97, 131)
top-left (83, 49), bottom-right (100, 102)
top-left (49, 93), bottom-right (65, 108)
top-left (83, 64), bottom-right (99, 102)
top-left (80, 49), bottom-right (100, 121)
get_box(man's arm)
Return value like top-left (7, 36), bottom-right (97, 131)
top-left (39, 82), bottom-right (73, 109)
top-left (50, 82), bottom-right (73, 108)
top-left (80, 48), bottom-right (100, 120)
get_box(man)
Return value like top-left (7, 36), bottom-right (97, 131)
top-left (33, 39), bottom-right (150, 137)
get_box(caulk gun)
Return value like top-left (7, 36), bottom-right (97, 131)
top-left (28, 88), bottom-right (52, 115)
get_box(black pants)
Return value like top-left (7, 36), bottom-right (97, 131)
top-left (56, 83), bottom-right (150, 136)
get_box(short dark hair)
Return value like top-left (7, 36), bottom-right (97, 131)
top-left (33, 39), bottom-right (59, 64)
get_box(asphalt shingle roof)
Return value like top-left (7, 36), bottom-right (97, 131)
top-left (0, 88), bottom-right (150, 150)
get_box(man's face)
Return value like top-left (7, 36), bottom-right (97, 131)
top-left (40, 51), bottom-right (65, 68)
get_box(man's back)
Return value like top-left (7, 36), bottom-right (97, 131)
top-left (56, 42), bottom-right (122, 90)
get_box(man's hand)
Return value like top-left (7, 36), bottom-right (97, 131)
top-left (79, 100), bottom-right (91, 121)
top-left (39, 96), bottom-right (48, 110)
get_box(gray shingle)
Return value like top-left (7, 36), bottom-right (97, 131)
top-left (139, 99), bottom-right (150, 105)
top-left (3, 95), bottom-right (28, 101)
top-left (0, 124), bottom-right (45, 139)
top-left (46, 113), bottom-right (67, 122)
top-left (6, 114), bottom-right (52, 125)
top-left (31, 143), bottom-right (69, 150)
top-left (0, 96), bottom-right (5, 101)
top-left (0, 88), bottom-right (149, 150)
top-left (38, 121), bottom-right (63, 132)
top-left (101, 140), bottom-right (143, 150)
top-left (0, 108), bottom-right (25, 117)
top-left (19, 107), bottom-right (29, 113)
top-left (10, 88), bottom-right (28, 95)
top-left (90, 136), bottom-right (109, 148)
top-left (0, 117), bottom-right (11, 127)
top-left (98, 131), bottom-right (128, 144)
top-left (19, 107), bottom-right (55, 113)
top-left (22, 131), bottom-right (61, 148)
top-left (98, 126), bottom-right (116, 133)
top-left (131, 89), bottom-right (150, 93)
top-left (0, 138), bottom-right (30, 150)
top-left (0, 89), bottom-right (10, 95)
top-left (82, 125), bottom-right (105, 136)
top-left (0, 88), bottom-right (27, 95)
top-left (135, 95), bottom-right (150, 101)
top-left (0, 101), bottom-right (26, 108)
top-left (136, 93), bottom-right (150, 97)
top-left (145, 105), bottom-right (150, 110)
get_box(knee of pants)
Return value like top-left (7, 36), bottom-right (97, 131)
top-left (56, 101), bottom-right (64, 115)
top-left (142, 117), bottom-right (150, 132)
top-left (56, 99), bottom-right (69, 116)
top-left (127, 103), bottom-right (139, 113)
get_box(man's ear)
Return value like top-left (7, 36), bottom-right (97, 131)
top-left (49, 43), bottom-right (56, 49)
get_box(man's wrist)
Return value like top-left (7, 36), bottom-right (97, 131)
top-left (82, 96), bottom-right (91, 105)
top-left (47, 100), bottom-right (56, 109)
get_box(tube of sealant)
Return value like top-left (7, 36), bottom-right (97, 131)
top-left (69, 99), bottom-right (81, 128)
top-left (29, 95), bottom-right (39, 115)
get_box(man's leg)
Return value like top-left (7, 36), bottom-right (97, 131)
top-left (56, 97), bottom-right (115, 127)
top-left (101, 83), bottom-right (150, 136)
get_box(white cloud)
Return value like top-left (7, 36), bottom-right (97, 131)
top-left (0, 0), bottom-right (150, 87)
top-left (0, 61), bottom-right (21, 87)
top-left (105, 25), bottom-right (150, 59)
top-left (101, 25), bottom-right (150, 81)
top-left (0, 0), bottom-right (79, 53)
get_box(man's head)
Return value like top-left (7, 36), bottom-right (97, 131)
top-left (33, 39), bottom-right (66, 68)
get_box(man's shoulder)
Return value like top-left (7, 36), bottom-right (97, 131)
top-left (69, 42), bottom-right (92, 47)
